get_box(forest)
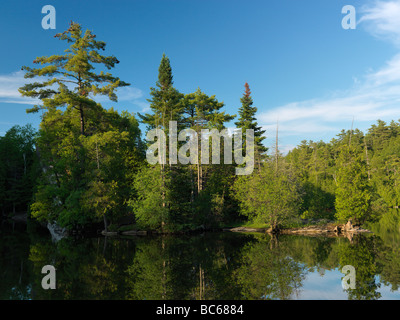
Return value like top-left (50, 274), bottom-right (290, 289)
top-left (0, 22), bottom-right (399, 234)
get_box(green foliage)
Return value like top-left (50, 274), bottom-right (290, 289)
top-left (235, 237), bottom-right (306, 299)
top-left (337, 235), bottom-right (382, 300)
top-left (19, 22), bottom-right (143, 231)
top-left (286, 140), bottom-right (336, 219)
top-left (129, 166), bottom-right (169, 230)
top-left (15, 21), bottom-right (400, 233)
top-left (335, 145), bottom-right (372, 224)
top-left (133, 54), bottom-right (237, 231)
top-left (234, 82), bottom-right (267, 165)
top-left (233, 159), bottom-right (303, 229)
top-left (0, 124), bottom-right (39, 217)
top-left (19, 21), bottom-right (129, 136)
top-left (3, 221), bottom-right (400, 300)
top-left (29, 106), bottom-right (143, 230)
top-left (138, 53), bottom-right (184, 134)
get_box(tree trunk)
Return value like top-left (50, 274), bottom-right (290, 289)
top-left (364, 136), bottom-right (371, 181)
top-left (79, 106), bottom-right (85, 136)
top-left (197, 162), bottom-right (201, 194)
top-left (103, 214), bottom-right (108, 233)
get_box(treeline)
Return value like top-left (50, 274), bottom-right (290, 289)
top-left (234, 119), bottom-right (400, 230)
top-left (3, 22), bottom-right (399, 233)
top-left (288, 120), bottom-right (400, 220)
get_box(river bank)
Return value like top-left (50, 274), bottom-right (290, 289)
top-left (4, 212), bottom-right (371, 240)
top-left (99, 219), bottom-right (371, 240)
top-left (223, 219), bottom-right (371, 238)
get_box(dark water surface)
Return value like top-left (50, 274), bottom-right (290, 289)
top-left (1, 211), bottom-right (400, 300)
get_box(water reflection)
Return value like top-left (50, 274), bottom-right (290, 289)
top-left (1, 214), bottom-right (400, 300)
top-left (235, 235), bottom-right (306, 300)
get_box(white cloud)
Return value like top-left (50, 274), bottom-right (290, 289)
top-left (90, 86), bottom-right (144, 103)
top-left (365, 53), bottom-right (400, 85)
top-left (132, 100), bottom-right (151, 113)
top-left (359, 0), bottom-right (400, 46)
top-left (0, 70), bottom-right (149, 113)
top-left (0, 70), bottom-right (40, 105)
top-left (257, 0), bottom-right (400, 147)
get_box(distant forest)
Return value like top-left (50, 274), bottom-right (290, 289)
top-left (0, 22), bottom-right (398, 233)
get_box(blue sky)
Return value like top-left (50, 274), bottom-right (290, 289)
top-left (296, 268), bottom-right (400, 300)
top-left (1, 0), bottom-right (400, 153)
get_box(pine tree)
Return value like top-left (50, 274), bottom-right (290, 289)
top-left (19, 21), bottom-right (129, 136)
top-left (183, 88), bottom-right (235, 195)
top-left (139, 53), bottom-right (184, 134)
top-left (234, 83), bottom-right (267, 170)
top-left (19, 22), bottom-right (142, 231)
top-left (136, 54), bottom-right (185, 231)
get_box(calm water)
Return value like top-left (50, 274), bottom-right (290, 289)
top-left (1, 211), bottom-right (400, 300)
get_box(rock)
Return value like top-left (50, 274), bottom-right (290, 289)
top-left (47, 221), bottom-right (68, 242)
top-left (101, 230), bottom-right (118, 236)
top-left (11, 212), bottom-right (27, 223)
top-left (341, 219), bottom-right (371, 233)
top-left (334, 225), bottom-right (342, 233)
top-left (121, 230), bottom-right (147, 236)
top-left (344, 219), bottom-right (354, 232)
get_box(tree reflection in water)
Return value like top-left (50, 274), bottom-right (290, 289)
top-left (1, 220), bottom-right (400, 300)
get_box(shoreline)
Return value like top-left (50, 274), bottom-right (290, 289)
top-left (101, 220), bottom-right (372, 238)
top-left (223, 221), bottom-right (372, 237)
top-left (4, 213), bottom-right (371, 239)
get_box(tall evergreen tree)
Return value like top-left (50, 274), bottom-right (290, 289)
top-left (139, 53), bottom-right (184, 134)
top-left (135, 54), bottom-right (187, 231)
top-left (183, 88), bottom-right (235, 194)
top-left (19, 22), bottom-right (142, 230)
top-left (234, 83), bottom-right (267, 169)
top-left (182, 88), bottom-right (236, 227)
top-left (19, 21), bottom-right (129, 136)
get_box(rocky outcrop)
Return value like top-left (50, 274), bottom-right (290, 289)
top-left (121, 230), bottom-right (147, 236)
top-left (11, 212), bottom-right (27, 223)
top-left (224, 219), bottom-right (371, 237)
top-left (282, 224), bottom-right (333, 235)
top-left (101, 230), bottom-right (148, 236)
top-left (101, 230), bottom-right (119, 236)
top-left (47, 221), bottom-right (68, 242)
top-left (337, 219), bottom-right (370, 233)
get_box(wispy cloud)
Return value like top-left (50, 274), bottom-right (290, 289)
top-left (359, 0), bottom-right (400, 46)
top-left (0, 70), bottom-right (40, 105)
top-left (0, 70), bottom-right (149, 112)
top-left (90, 86), bottom-right (150, 112)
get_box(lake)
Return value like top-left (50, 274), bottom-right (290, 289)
top-left (1, 210), bottom-right (400, 300)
